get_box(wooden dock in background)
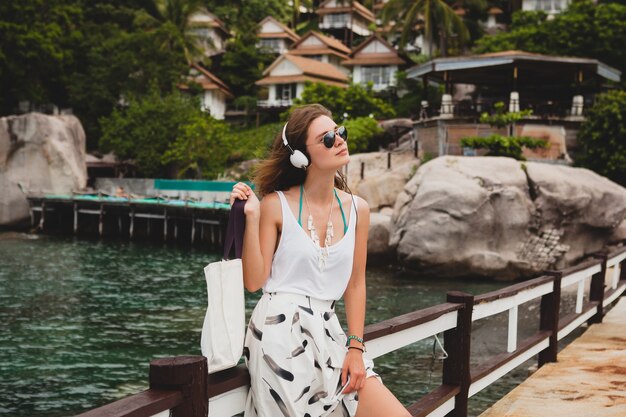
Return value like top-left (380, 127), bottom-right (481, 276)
top-left (479, 296), bottom-right (626, 417)
top-left (26, 180), bottom-right (242, 247)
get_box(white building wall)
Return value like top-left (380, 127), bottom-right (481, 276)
top-left (522, 0), bottom-right (570, 15)
top-left (201, 91), bottom-right (226, 119)
top-left (301, 36), bottom-right (324, 47)
top-left (296, 83), bottom-right (305, 98)
top-left (271, 60), bottom-right (301, 76)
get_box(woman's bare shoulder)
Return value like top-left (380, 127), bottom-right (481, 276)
top-left (337, 190), bottom-right (369, 213)
top-left (260, 192), bottom-right (281, 212)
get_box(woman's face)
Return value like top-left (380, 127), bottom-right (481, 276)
top-left (305, 115), bottom-right (350, 171)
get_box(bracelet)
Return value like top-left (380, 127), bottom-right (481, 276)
top-left (346, 335), bottom-right (364, 345)
top-left (347, 346), bottom-right (364, 353)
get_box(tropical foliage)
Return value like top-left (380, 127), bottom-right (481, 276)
top-left (134, 0), bottom-right (208, 65)
top-left (99, 87), bottom-right (204, 177)
top-left (575, 90), bottom-right (626, 186)
top-left (293, 82), bottom-right (396, 120)
top-left (343, 117), bottom-right (384, 153)
top-left (474, 0), bottom-right (626, 74)
top-left (381, 0), bottom-right (471, 55)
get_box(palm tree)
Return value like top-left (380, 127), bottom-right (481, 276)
top-left (136, 0), bottom-right (208, 65)
top-left (382, 0), bottom-right (470, 57)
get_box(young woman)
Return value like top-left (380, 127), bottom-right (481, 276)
top-left (230, 104), bottom-right (409, 417)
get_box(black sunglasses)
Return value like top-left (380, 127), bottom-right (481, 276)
top-left (318, 126), bottom-right (348, 148)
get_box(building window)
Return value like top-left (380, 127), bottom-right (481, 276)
top-left (362, 66), bottom-right (391, 86)
top-left (276, 84), bottom-right (297, 101)
top-left (190, 27), bottom-right (211, 39)
top-left (325, 13), bottom-right (349, 25)
top-left (259, 39), bottom-right (282, 51)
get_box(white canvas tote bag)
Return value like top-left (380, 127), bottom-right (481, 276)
top-left (201, 199), bottom-right (246, 373)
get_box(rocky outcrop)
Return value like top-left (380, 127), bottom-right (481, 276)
top-left (390, 156), bottom-right (626, 280)
top-left (346, 151), bottom-right (419, 212)
top-left (0, 113), bottom-right (86, 226)
top-left (367, 212), bottom-right (393, 264)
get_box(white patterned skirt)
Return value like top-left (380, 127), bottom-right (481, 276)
top-left (243, 292), bottom-right (379, 417)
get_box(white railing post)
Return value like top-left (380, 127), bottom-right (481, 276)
top-left (507, 306), bottom-right (518, 353)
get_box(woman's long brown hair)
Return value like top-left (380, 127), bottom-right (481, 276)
top-left (253, 104), bottom-right (350, 197)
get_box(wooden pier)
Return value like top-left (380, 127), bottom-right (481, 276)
top-left (479, 296), bottom-right (626, 417)
top-left (26, 180), bottom-right (241, 247)
top-left (76, 244), bottom-right (626, 417)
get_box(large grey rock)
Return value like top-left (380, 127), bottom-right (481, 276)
top-left (390, 156), bottom-right (626, 279)
top-left (368, 212), bottom-right (393, 264)
top-left (346, 151), bottom-right (419, 212)
top-left (0, 113), bottom-right (86, 226)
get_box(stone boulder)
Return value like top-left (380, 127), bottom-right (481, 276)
top-left (368, 212), bottom-right (393, 264)
top-left (390, 156), bottom-right (626, 280)
top-left (346, 151), bottom-right (419, 212)
top-left (0, 113), bottom-right (87, 226)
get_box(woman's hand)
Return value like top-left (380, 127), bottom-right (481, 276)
top-left (230, 182), bottom-right (260, 218)
top-left (341, 349), bottom-right (366, 394)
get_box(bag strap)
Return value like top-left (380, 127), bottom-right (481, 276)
top-left (223, 199), bottom-right (246, 260)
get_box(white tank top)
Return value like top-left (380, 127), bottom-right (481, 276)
top-left (262, 190), bottom-right (357, 300)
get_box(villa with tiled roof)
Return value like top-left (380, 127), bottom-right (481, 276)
top-left (316, 0), bottom-right (375, 47)
top-left (343, 34), bottom-right (407, 91)
top-left (257, 16), bottom-right (300, 55)
top-left (256, 54), bottom-right (348, 108)
top-left (188, 9), bottom-right (231, 57)
top-left (288, 31), bottom-right (351, 75)
top-left (179, 64), bottom-right (233, 119)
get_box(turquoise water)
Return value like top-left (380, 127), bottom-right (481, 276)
top-left (0, 233), bottom-right (535, 416)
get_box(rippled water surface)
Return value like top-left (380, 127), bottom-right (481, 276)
top-left (1, 233), bottom-right (538, 416)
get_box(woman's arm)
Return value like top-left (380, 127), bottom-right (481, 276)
top-left (342, 196), bottom-right (370, 393)
top-left (231, 184), bottom-right (280, 292)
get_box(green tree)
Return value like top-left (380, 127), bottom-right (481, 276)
top-left (99, 87), bottom-right (203, 177)
top-left (381, 0), bottom-right (470, 56)
top-left (162, 114), bottom-right (231, 179)
top-left (213, 31), bottom-right (275, 98)
top-left (343, 117), bottom-right (384, 153)
top-left (69, 27), bottom-right (187, 149)
top-left (474, 1), bottom-right (626, 74)
top-left (0, 0), bottom-right (83, 114)
top-left (204, 0), bottom-right (290, 32)
top-left (575, 90), bottom-right (626, 185)
top-left (293, 82), bottom-right (396, 120)
top-left (135, 0), bottom-right (207, 65)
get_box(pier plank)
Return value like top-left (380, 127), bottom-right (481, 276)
top-left (479, 297), bottom-right (626, 417)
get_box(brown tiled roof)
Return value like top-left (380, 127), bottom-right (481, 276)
top-left (180, 64), bottom-right (233, 98)
top-left (288, 48), bottom-right (349, 60)
top-left (342, 35), bottom-right (406, 66)
top-left (479, 50), bottom-right (545, 58)
top-left (258, 54), bottom-right (348, 86)
top-left (189, 9), bottom-right (230, 37)
top-left (257, 16), bottom-right (300, 42)
top-left (255, 74), bottom-right (347, 87)
top-left (342, 55), bottom-right (405, 66)
top-left (291, 31), bottom-right (351, 55)
top-left (316, 0), bottom-right (375, 22)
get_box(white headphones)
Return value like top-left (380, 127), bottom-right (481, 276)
top-left (282, 122), bottom-right (309, 169)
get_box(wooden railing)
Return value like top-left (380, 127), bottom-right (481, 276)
top-left (77, 245), bottom-right (626, 417)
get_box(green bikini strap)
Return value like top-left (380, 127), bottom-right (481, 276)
top-left (299, 185), bottom-right (347, 234)
top-left (298, 184), bottom-right (304, 227)
top-left (334, 189), bottom-right (347, 234)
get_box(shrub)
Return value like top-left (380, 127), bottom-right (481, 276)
top-left (575, 90), bottom-right (626, 185)
top-left (343, 117), bottom-right (383, 153)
